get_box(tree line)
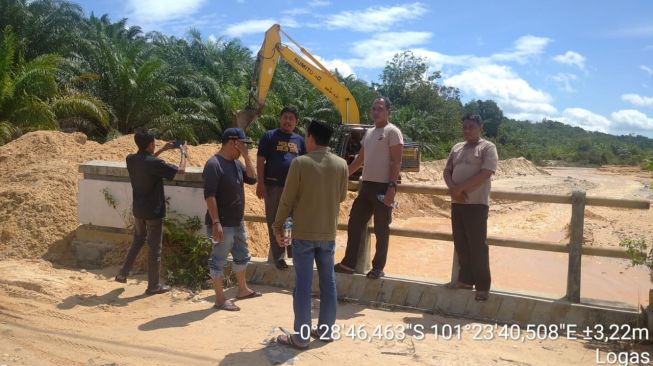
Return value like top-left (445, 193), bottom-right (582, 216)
top-left (1, 0), bottom-right (652, 169)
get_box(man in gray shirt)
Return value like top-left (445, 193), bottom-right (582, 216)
top-left (443, 113), bottom-right (498, 302)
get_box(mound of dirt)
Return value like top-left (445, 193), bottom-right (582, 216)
top-left (0, 131), bottom-right (230, 262)
top-left (0, 131), bottom-right (545, 263)
top-left (402, 156), bottom-right (548, 184)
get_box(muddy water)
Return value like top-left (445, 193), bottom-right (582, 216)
top-left (334, 216), bottom-right (651, 306)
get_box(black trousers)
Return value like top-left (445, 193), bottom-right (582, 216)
top-left (342, 181), bottom-right (393, 271)
top-left (451, 203), bottom-right (491, 291)
top-left (264, 184), bottom-right (292, 262)
top-left (118, 217), bottom-right (163, 290)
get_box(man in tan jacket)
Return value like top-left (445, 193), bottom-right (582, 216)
top-left (273, 119), bottom-right (349, 349)
top-left (443, 114), bottom-right (498, 302)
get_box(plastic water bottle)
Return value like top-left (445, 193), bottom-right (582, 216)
top-left (282, 217), bottom-right (293, 246)
top-left (377, 194), bottom-right (398, 208)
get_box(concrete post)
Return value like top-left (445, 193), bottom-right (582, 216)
top-left (355, 219), bottom-right (372, 274)
top-left (566, 190), bottom-right (586, 303)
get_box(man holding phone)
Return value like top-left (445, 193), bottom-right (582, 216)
top-left (203, 128), bottom-right (261, 311)
top-left (115, 129), bottom-right (187, 295)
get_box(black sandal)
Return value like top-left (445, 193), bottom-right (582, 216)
top-left (276, 259), bottom-right (289, 270)
top-left (277, 328), bottom-right (309, 350)
top-left (311, 329), bottom-right (334, 342)
top-left (366, 269), bottom-right (385, 279)
top-left (475, 291), bottom-right (489, 302)
top-left (114, 275), bottom-right (127, 284)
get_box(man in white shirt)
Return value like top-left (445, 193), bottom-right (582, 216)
top-left (335, 97), bottom-right (403, 279)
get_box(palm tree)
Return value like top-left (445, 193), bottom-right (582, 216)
top-left (0, 0), bottom-right (88, 61)
top-left (76, 16), bottom-right (177, 136)
top-left (0, 25), bottom-right (108, 144)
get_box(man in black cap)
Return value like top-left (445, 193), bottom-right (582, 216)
top-left (203, 128), bottom-right (261, 311)
top-left (273, 120), bottom-right (349, 349)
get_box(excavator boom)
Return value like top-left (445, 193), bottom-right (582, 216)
top-left (236, 24), bottom-right (359, 130)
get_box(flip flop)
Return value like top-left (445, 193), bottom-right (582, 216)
top-left (277, 328), bottom-right (309, 350)
top-left (213, 299), bottom-right (240, 311)
top-left (445, 281), bottom-right (474, 290)
top-left (475, 291), bottom-right (489, 302)
top-left (334, 263), bottom-right (354, 274)
top-left (236, 291), bottom-right (262, 300)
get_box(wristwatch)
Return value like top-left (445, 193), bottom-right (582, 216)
top-left (388, 181), bottom-right (398, 189)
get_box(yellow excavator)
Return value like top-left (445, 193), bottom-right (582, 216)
top-left (236, 24), bottom-right (420, 176)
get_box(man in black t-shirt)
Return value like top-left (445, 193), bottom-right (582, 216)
top-left (256, 106), bottom-right (306, 270)
top-left (115, 129), bottom-right (187, 295)
top-left (203, 128), bottom-right (261, 311)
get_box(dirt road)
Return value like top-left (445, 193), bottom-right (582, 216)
top-left (1, 260), bottom-right (642, 366)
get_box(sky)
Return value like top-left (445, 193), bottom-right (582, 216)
top-left (74, 0), bottom-right (653, 137)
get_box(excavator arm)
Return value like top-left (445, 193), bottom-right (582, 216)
top-left (236, 24), bottom-right (359, 130)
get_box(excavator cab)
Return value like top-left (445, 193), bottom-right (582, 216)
top-left (330, 125), bottom-right (421, 180)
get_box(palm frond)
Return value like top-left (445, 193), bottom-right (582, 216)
top-left (52, 94), bottom-right (109, 128)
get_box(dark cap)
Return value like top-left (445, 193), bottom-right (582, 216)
top-left (222, 127), bottom-right (252, 143)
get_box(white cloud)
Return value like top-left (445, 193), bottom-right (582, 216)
top-left (313, 55), bottom-right (355, 77)
top-left (552, 73), bottom-right (578, 93)
top-left (281, 17), bottom-right (300, 28)
top-left (641, 65), bottom-right (653, 76)
top-left (553, 51), bottom-right (586, 70)
top-left (324, 3), bottom-right (427, 32)
top-left (345, 33), bottom-right (549, 71)
top-left (557, 108), bottom-right (612, 133)
top-left (343, 32), bottom-right (433, 69)
top-left (611, 109), bottom-right (653, 133)
top-left (283, 8), bottom-right (310, 16)
top-left (492, 35), bottom-right (551, 64)
top-left (622, 93), bottom-right (653, 108)
top-left (208, 34), bottom-right (218, 43)
top-left (309, 0), bottom-right (331, 7)
top-left (225, 19), bottom-right (277, 37)
top-left (444, 64), bottom-right (557, 121)
top-left (126, 0), bottom-right (206, 23)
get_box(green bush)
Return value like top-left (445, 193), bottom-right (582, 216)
top-left (641, 158), bottom-right (653, 171)
top-left (619, 237), bottom-right (652, 270)
top-left (162, 215), bottom-right (213, 291)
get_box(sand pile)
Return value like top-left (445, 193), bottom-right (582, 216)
top-left (402, 157), bottom-right (548, 183)
top-left (0, 131), bottom-right (237, 261)
top-left (0, 131), bottom-right (546, 263)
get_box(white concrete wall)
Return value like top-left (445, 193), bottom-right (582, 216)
top-left (77, 179), bottom-right (206, 228)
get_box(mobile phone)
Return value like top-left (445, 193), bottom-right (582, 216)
top-left (173, 139), bottom-right (185, 148)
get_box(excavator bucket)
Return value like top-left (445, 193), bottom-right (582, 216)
top-left (235, 107), bottom-right (259, 131)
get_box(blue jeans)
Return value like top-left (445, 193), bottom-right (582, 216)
top-left (207, 223), bottom-right (251, 279)
top-left (292, 239), bottom-right (337, 342)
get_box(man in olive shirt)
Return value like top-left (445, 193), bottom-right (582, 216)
top-left (443, 114), bottom-right (498, 302)
top-left (273, 120), bottom-right (348, 349)
top-left (115, 128), bottom-right (187, 295)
